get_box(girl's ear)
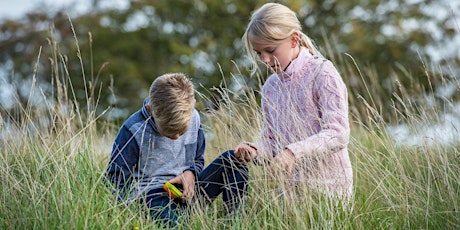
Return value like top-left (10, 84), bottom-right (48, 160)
top-left (291, 32), bottom-right (300, 48)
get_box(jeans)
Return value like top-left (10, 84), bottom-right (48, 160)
top-left (143, 190), bottom-right (184, 228)
top-left (197, 150), bottom-right (249, 212)
top-left (143, 150), bottom-right (249, 227)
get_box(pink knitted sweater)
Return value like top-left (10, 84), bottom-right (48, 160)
top-left (255, 47), bottom-right (353, 198)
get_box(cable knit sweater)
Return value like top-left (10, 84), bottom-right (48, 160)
top-left (255, 47), bottom-right (353, 198)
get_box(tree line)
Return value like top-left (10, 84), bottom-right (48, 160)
top-left (0, 0), bottom-right (458, 123)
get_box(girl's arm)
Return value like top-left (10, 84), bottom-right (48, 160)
top-left (286, 63), bottom-right (350, 160)
top-left (255, 92), bottom-right (278, 159)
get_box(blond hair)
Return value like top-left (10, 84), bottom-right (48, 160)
top-left (242, 3), bottom-right (321, 74)
top-left (149, 73), bottom-right (195, 137)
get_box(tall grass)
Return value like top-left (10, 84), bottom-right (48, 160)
top-left (198, 59), bottom-right (460, 229)
top-left (0, 25), bottom-right (154, 229)
top-left (1, 26), bottom-right (459, 229)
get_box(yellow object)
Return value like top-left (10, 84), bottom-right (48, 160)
top-left (163, 182), bottom-right (183, 199)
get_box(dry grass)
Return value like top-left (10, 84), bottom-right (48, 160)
top-left (1, 22), bottom-right (459, 229)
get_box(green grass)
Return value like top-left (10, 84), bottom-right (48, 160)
top-left (1, 27), bottom-right (459, 229)
top-left (200, 81), bottom-right (459, 230)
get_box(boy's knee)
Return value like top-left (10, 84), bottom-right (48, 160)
top-left (220, 150), bottom-right (242, 165)
top-left (220, 150), bottom-right (249, 171)
top-left (221, 150), bottom-right (235, 158)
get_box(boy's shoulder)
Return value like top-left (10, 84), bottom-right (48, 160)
top-left (122, 109), bottom-right (146, 130)
top-left (190, 109), bottom-right (201, 127)
top-left (192, 108), bottom-right (200, 118)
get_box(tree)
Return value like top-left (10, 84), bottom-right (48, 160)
top-left (1, 0), bottom-right (458, 122)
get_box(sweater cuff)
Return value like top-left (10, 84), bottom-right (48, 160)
top-left (183, 169), bottom-right (197, 178)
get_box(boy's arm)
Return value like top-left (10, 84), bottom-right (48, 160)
top-left (184, 125), bottom-right (205, 176)
top-left (105, 126), bottom-right (139, 192)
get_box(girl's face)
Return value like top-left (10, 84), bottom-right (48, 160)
top-left (249, 33), bottom-right (299, 74)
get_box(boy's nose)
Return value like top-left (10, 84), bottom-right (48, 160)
top-left (168, 134), bottom-right (180, 140)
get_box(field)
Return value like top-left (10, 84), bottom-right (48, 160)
top-left (1, 35), bottom-right (459, 229)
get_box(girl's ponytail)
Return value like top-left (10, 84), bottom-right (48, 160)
top-left (299, 31), bottom-right (322, 57)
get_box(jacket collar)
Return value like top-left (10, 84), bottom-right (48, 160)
top-left (141, 97), bottom-right (160, 134)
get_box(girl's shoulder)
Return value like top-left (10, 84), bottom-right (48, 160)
top-left (261, 74), bottom-right (279, 92)
top-left (306, 56), bottom-right (329, 72)
top-left (310, 58), bottom-right (347, 95)
top-left (304, 56), bottom-right (341, 79)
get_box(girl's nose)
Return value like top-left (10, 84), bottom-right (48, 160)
top-left (260, 53), bottom-right (270, 64)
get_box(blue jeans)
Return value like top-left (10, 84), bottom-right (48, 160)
top-left (142, 190), bottom-right (184, 228)
top-left (143, 150), bottom-right (248, 227)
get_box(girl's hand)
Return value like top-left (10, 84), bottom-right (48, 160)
top-left (271, 148), bottom-right (296, 177)
top-left (234, 142), bottom-right (258, 162)
top-left (168, 170), bottom-right (195, 202)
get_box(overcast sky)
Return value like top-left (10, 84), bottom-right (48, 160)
top-left (0, 0), bottom-right (132, 21)
top-left (0, 0), bottom-right (37, 19)
top-left (1, 0), bottom-right (56, 20)
top-left (0, 0), bottom-right (91, 21)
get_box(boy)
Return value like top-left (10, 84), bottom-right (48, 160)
top-left (105, 73), bottom-right (248, 227)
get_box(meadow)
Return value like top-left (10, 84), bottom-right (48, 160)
top-left (0, 33), bottom-right (459, 229)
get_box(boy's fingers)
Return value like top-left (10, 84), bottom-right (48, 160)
top-left (168, 176), bottom-right (182, 184)
top-left (183, 186), bottom-right (195, 198)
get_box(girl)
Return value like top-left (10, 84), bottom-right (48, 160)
top-left (234, 3), bottom-right (353, 200)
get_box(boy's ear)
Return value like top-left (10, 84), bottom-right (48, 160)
top-left (192, 98), bottom-right (196, 107)
top-left (145, 104), bottom-right (153, 116)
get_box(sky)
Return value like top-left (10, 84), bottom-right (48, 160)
top-left (0, 0), bottom-right (72, 20)
top-left (0, 0), bottom-right (37, 20)
top-left (0, 0), bottom-right (130, 21)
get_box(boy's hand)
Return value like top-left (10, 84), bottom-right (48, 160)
top-left (234, 143), bottom-right (257, 162)
top-left (169, 170), bottom-right (196, 202)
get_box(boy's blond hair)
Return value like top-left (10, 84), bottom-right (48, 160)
top-left (149, 73), bottom-right (195, 137)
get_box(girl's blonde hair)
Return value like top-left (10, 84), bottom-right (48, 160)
top-left (242, 3), bottom-right (321, 74)
top-left (149, 73), bottom-right (195, 137)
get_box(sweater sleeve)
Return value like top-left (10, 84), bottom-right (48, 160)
top-left (250, 82), bottom-right (277, 162)
top-left (105, 125), bottom-right (139, 192)
top-left (184, 125), bottom-right (205, 176)
top-left (286, 63), bottom-right (350, 160)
